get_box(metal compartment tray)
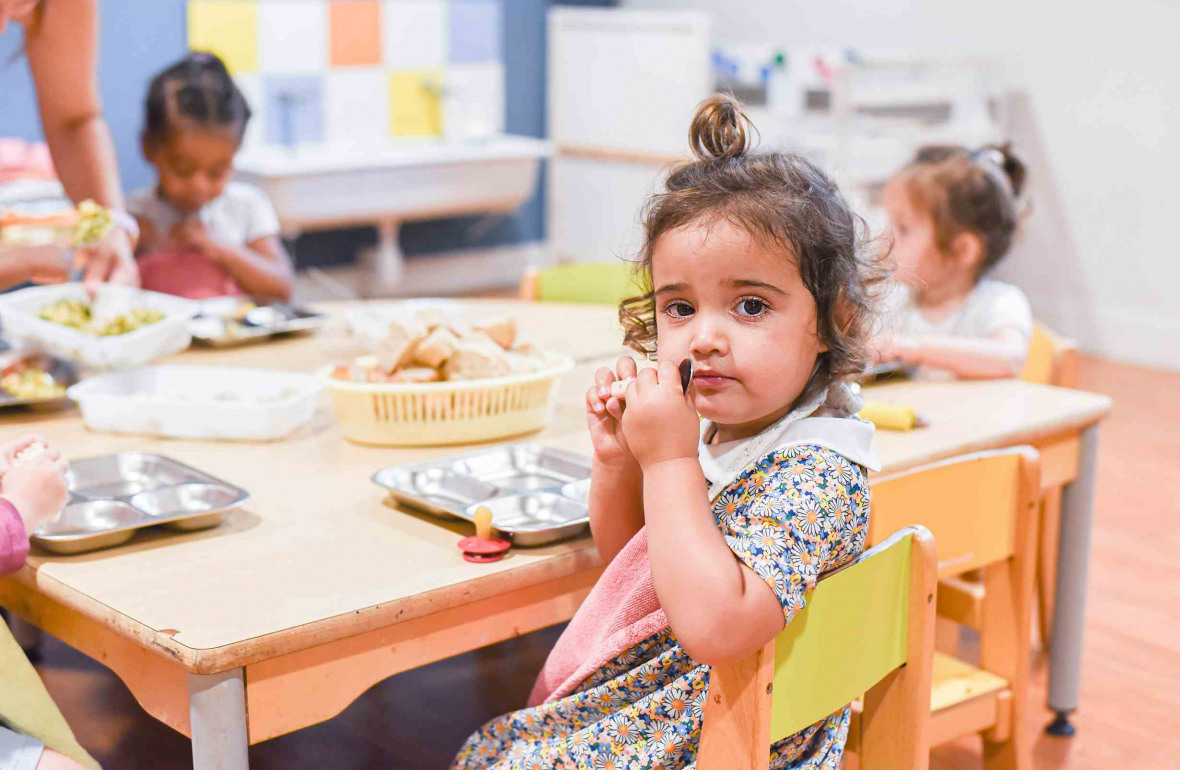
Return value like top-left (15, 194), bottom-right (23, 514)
top-left (32, 453), bottom-right (249, 554)
top-left (190, 299), bottom-right (327, 348)
top-left (372, 444), bottom-right (592, 546)
top-left (0, 347), bottom-right (78, 411)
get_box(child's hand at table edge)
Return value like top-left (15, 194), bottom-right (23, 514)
top-left (621, 360), bottom-right (699, 469)
top-left (0, 434), bottom-right (49, 478)
top-left (586, 356), bottom-right (639, 470)
top-left (1, 449), bottom-right (69, 535)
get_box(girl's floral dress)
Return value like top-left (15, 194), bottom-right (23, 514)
top-left (452, 445), bottom-right (872, 770)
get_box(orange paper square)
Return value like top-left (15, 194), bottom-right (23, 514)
top-left (330, 1), bottom-right (382, 67)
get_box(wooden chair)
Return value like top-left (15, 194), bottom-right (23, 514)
top-left (698, 525), bottom-right (938, 770)
top-left (518, 261), bottom-right (640, 305)
top-left (1020, 322), bottom-right (1079, 650)
top-left (868, 448), bottom-right (1040, 770)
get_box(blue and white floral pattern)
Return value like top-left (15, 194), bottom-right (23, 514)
top-left (452, 445), bottom-right (871, 770)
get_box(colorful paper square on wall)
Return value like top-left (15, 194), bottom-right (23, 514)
top-left (259, 0), bottom-right (328, 73)
top-left (326, 69), bottom-right (388, 142)
top-left (383, 0), bottom-right (448, 68)
top-left (265, 76), bottom-right (325, 145)
top-left (449, 0), bottom-right (500, 64)
top-left (330, 1), bottom-right (383, 67)
top-left (390, 70), bottom-right (443, 137)
top-left (187, 1), bottom-right (259, 74)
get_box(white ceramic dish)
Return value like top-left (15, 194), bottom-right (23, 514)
top-left (67, 364), bottom-right (322, 441)
top-left (0, 284), bottom-right (197, 369)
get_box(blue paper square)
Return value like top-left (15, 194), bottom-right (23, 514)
top-left (449, 0), bottom-right (501, 64)
top-left (264, 75), bottom-right (324, 146)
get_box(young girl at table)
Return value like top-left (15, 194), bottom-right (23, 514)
top-left (128, 53), bottom-right (293, 302)
top-left (451, 95), bottom-right (884, 770)
top-left (875, 144), bottom-right (1032, 379)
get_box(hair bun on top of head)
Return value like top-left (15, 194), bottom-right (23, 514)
top-left (688, 94), bottom-right (753, 161)
top-left (971, 143), bottom-right (1027, 198)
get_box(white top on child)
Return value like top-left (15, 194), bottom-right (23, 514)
top-left (880, 278), bottom-right (1033, 378)
top-left (127, 182), bottom-right (280, 247)
top-left (884, 279), bottom-right (1032, 340)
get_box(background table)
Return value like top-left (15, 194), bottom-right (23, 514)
top-left (0, 301), bottom-right (1109, 767)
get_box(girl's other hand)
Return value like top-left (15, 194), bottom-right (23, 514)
top-left (76, 225), bottom-right (139, 292)
top-left (1, 450), bottom-right (69, 536)
top-left (586, 356), bottom-right (639, 469)
top-left (621, 360), bottom-right (699, 469)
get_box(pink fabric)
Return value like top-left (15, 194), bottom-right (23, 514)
top-left (137, 249), bottom-right (244, 300)
top-left (529, 528), bottom-right (668, 706)
top-left (0, 498), bottom-right (30, 576)
top-left (0, 138), bottom-right (56, 182)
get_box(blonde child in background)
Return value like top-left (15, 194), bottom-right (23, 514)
top-left (129, 53), bottom-right (293, 302)
top-left (877, 144), bottom-right (1032, 379)
top-left (452, 95), bottom-right (884, 770)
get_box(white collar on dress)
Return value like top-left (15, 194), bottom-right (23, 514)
top-left (698, 382), bottom-right (880, 502)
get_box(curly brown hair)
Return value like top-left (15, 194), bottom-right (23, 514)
top-left (891, 143), bottom-right (1027, 277)
top-left (619, 94), bottom-right (886, 409)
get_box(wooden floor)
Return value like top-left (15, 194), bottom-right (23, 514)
top-left (19, 355), bottom-right (1180, 769)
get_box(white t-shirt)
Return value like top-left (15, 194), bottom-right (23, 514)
top-left (878, 279), bottom-right (1033, 378)
top-left (128, 181), bottom-right (280, 249)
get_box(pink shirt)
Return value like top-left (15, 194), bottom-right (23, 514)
top-left (137, 249), bottom-right (245, 300)
top-left (0, 498), bottom-right (29, 575)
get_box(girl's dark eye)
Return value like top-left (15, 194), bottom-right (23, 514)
top-left (736, 297), bottom-right (768, 317)
top-left (665, 301), bottom-right (695, 318)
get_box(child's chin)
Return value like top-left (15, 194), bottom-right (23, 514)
top-left (692, 396), bottom-right (756, 427)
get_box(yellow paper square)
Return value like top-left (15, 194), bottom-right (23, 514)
top-left (389, 70), bottom-right (443, 137)
top-left (187, 1), bottom-right (259, 74)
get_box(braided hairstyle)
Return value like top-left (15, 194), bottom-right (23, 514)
top-left (143, 52), bottom-right (252, 147)
top-left (620, 94), bottom-right (887, 409)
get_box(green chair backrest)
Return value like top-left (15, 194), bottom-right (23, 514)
top-left (768, 527), bottom-right (918, 741)
top-left (0, 617), bottom-right (101, 768)
top-left (534, 261), bottom-right (642, 306)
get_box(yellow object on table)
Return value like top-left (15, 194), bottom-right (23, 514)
top-left (860, 400), bottom-right (923, 431)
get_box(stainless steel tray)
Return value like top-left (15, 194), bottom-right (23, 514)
top-left (190, 301), bottom-right (327, 348)
top-left (373, 444), bottom-right (592, 546)
top-left (32, 452), bottom-right (249, 554)
top-left (0, 348), bottom-right (78, 411)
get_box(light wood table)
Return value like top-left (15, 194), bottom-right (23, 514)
top-left (0, 302), bottom-right (1110, 767)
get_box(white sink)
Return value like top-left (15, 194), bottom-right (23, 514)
top-left (234, 135), bottom-right (552, 293)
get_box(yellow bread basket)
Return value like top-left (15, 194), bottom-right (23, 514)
top-left (320, 352), bottom-right (575, 446)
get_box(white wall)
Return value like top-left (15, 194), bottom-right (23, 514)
top-left (625, 0), bottom-right (1180, 370)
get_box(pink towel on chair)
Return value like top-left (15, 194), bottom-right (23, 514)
top-left (529, 528), bottom-right (667, 706)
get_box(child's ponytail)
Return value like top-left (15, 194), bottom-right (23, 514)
top-left (895, 142), bottom-right (1030, 276)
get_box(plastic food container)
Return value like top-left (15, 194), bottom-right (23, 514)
top-left (67, 365), bottom-right (322, 441)
top-left (321, 352), bottom-right (574, 446)
top-left (0, 284), bottom-right (197, 369)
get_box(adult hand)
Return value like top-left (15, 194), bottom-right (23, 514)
top-left (75, 224), bottom-right (139, 292)
top-left (0, 244), bottom-right (73, 285)
top-left (621, 360), bottom-right (699, 469)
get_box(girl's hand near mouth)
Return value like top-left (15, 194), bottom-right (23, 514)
top-left (621, 360), bottom-right (700, 469)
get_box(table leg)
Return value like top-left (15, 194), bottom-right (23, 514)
top-left (361, 219), bottom-right (404, 296)
top-left (189, 669), bottom-right (249, 770)
top-left (1046, 424), bottom-right (1100, 736)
